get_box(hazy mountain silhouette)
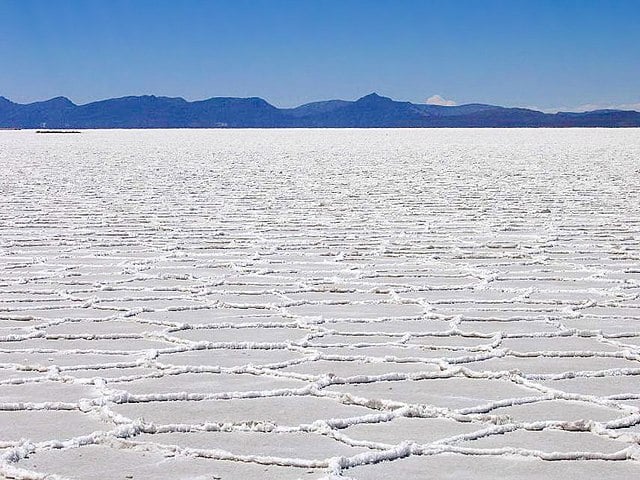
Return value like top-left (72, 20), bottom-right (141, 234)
top-left (1, 93), bottom-right (639, 128)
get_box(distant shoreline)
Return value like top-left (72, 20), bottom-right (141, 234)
top-left (1, 127), bottom-right (638, 133)
top-left (36, 130), bottom-right (81, 134)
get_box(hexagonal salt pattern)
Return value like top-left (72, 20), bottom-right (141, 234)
top-left (1, 129), bottom-right (640, 479)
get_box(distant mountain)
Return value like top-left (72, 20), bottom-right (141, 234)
top-left (1, 93), bottom-right (639, 128)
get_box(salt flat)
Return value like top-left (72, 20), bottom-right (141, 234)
top-left (1, 128), bottom-right (640, 479)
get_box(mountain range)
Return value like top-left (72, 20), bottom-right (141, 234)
top-left (1, 93), bottom-right (639, 128)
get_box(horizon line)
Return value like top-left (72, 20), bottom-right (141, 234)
top-left (3, 92), bottom-right (640, 115)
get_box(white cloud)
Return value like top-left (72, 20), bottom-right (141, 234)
top-left (426, 94), bottom-right (456, 106)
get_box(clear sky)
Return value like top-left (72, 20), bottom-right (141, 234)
top-left (1, 0), bottom-right (639, 110)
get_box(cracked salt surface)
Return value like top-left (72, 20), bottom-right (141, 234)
top-left (1, 129), bottom-right (640, 479)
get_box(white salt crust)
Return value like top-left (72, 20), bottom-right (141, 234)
top-left (1, 129), bottom-right (640, 479)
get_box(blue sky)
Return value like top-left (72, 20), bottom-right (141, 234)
top-left (1, 0), bottom-right (639, 110)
